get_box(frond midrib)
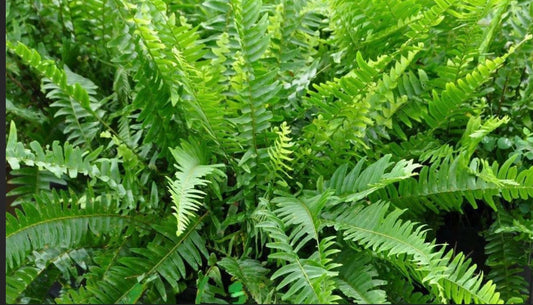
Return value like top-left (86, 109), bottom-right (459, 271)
top-left (6, 213), bottom-right (146, 239)
top-left (145, 213), bottom-right (206, 276)
top-left (440, 275), bottom-right (498, 304)
top-left (328, 219), bottom-right (431, 264)
top-left (390, 184), bottom-right (533, 202)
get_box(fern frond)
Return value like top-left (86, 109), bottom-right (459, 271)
top-left (459, 115), bottom-right (510, 158)
top-left (228, 0), bottom-right (281, 163)
top-left (271, 191), bottom-right (331, 246)
top-left (106, 0), bottom-right (187, 155)
top-left (6, 190), bottom-right (138, 272)
top-left (335, 250), bottom-right (389, 304)
top-left (327, 201), bottom-right (504, 304)
top-left (6, 121), bottom-right (127, 197)
top-left (218, 257), bottom-right (272, 304)
top-left (329, 201), bottom-right (436, 266)
top-left (328, 0), bottom-right (422, 64)
top-left (325, 154), bottom-right (421, 202)
top-left (484, 210), bottom-right (530, 302)
top-left (378, 154), bottom-right (533, 214)
top-left (167, 139), bottom-right (225, 236)
top-left (85, 216), bottom-right (208, 303)
top-left (257, 208), bottom-right (341, 304)
top-left (6, 98), bottom-right (47, 125)
top-left (380, 132), bottom-right (453, 163)
top-left (425, 35), bottom-right (531, 129)
top-left (303, 51), bottom-right (389, 138)
top-left (7, 247), bottom-right (95, 304)
top-left (7, 41), bottom-right (104, 140)
top-left (267, 121), bottom-right (294, 185)
top-left (43, 65), bottom-right (104, 147)
top-left (196, 265), bottom-right (228, 304)
top-left (7, 167), bottom-right (66, 206)
top-left (301, 47), bottom-right (421, 170)
top-left (126, 0), bottom-right (231, 152)
top-left (427, 246), bottom-right (504, 304)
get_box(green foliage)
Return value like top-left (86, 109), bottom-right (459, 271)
top-left (167, 139), bottom-right (225, 236)
top-left (5, 0), bottom-right (533, 304)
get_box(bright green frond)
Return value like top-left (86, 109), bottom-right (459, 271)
top-left (167, 139), bottom-right (225, 236)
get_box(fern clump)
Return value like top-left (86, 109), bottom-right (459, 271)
top-left (5, 0), bottom-right (533, 304)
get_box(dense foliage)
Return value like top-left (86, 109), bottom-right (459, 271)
top-left (5, 0), bottom-right (533, 304)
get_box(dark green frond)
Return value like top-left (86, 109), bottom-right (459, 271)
top-left (218, 257), bottom-right (272, 304)
top-left (84, 216), bottom-right (208, 303)
top-left (378, 155), bottom-right (533, 214)
top-left (335, 250), bottom-right (389, 304)
top-left (6, 191), bottom-right (136, 272)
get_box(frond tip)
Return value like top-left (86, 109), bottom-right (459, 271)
top-left (167, 140), bottom-right (225, 236)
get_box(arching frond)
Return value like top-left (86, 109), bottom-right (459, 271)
top-left (424, 35), bottom-right (532, 130)
top-left (335, 250), bottom-right (389, 304)
top-left (7, 247), bottom-right (95, 304)
top-left (325, 154), bottom-right (420, 202)
top-left (43, 65), bottom-right (104, 147)
top-left (377, 155), bottom-right (533, 214)
top-left (257, 208), bottom-right (341, 304)
top-left (326, 201), bottom-right (504, 304)
top-left (6, 121), bottom-right (127, 197)
top-left (7, 41), bottom-right (104, 146)
top-left (6, 191), bottom-right (137, 272)
top-left (80, 216), bottom-right (208, 304)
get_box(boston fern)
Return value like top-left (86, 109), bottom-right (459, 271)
top-left (5, 0), bottom-right (533, 304)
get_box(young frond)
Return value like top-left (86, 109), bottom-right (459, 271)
top-left (267, 121), bottom-right (295, 184)
top-left (167, 140), bottom-right (225, 236)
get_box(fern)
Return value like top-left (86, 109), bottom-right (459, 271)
top-left (6, 0), bottom-right (533, 303)
top-left (218, 257), bottom-right (272, 304)
top-left (327, 201), bottom-right (503, 304)
top-left (266, 121), bottom-right (294, 188)
top-left (324, 154), bottom-right (421, 202)
top-left (484, 210), bottom-right (530, 303)
top-left (258, 211), bottom-right (341, 304)
top-left (43, 65), bottom-right (104, 147)
top-left (7, 41), bottom-right (101, 121)
top-left (167, 140), bottom-right (225, 236)
top-left (6, 190), bottom-right (139, 272)
top-left (7, 247), bottom-right (96, 304)
top-left (334, 250), bottom-right (389, 304)
top-left (378, 154), bottom-right (533, 214)
top-left (424, 35), bottom-right (532, 130)
top-left (196, 265), bottom-right (228, 304)
top-left (6, 121), bottom-right (128, 198)
top-left (7, 167), bottom-right (66, 206)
